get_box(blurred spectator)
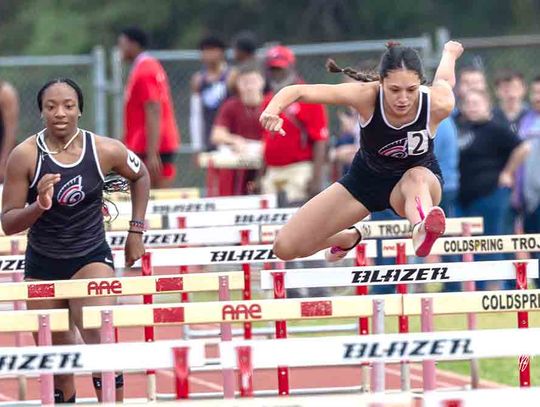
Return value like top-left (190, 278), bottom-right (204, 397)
top-left (232, 30), bottom-right (258, 66)
top-left (210, 64), bottom-right (266, 195)
top-left (453, 66), bottom-right (487, 125)
top-left (0, 80), bottom-right (18, 183)
top-left (228, 31), bottom-right (259, 94)
top-left (433, 117), bottom-right (460, 291)
top-left (118, 27), bottom-right (180, 188)
top-left (515, 76), bottom-right (540, 286)
top-left (457, 89), bottom-right (524, 290)
top-left (190, 35), bottom-right (231, 151)
top-left (330, 107), bottom-right (359, 178)
top-left (265, 45), bottom-right (303, 93)
top-left (261, 45), bottom-right (328, 206)
top-left (492, 70), bottom-right (530, 235)
top-left (493, 69), bottom-right (529, 133)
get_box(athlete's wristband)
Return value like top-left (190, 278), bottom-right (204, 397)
top-left (129, 220), bottom-right (145, 229)
top-left (36, 196), bottom-right (52, 211)
top-left (128, 230), bottom-right (144, 235)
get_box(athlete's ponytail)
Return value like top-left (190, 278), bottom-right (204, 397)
top-left (327, 40), bottom-right (426, 84)
top-left (326, 59), bottom-right (379, 82)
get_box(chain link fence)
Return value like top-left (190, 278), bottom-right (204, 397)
top-left (0, 47), bottom-right (107, 139)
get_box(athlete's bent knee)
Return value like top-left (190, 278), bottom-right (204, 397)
top-left (272, 238), bottom-right (297, 261)
top-left (403, 167), bottom-right (429, 186)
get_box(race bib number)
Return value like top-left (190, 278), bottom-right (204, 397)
top-left (407, 130), bottom-right (429, 156)
top-left (127, 150), bottom-right (141, 174)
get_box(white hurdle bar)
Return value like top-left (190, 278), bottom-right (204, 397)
top-left (0, 241), bottom-right (379, 274)
top-left (113, 194), bottom-right (277, 215)
top-left (0, 339), bottom-right (205, 404)
top-left (260, 260), bottom-right (539, 290)
top-left (0, 217), bottom-right (484, 253)
top-left (382, 233), bottom-right (540, 257)
top-left (0, 271), bottom-right (245, 301)
top-left (219, 327), bottom-right (540, 397)
top-left (261, 217), bottom-right (484, 242)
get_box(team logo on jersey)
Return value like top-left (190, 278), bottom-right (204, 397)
top-left (378, 137), bottom-right (408, 158)
top-left (57, 175), bottom-right (85, 206)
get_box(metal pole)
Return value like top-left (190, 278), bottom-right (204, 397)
top-left (100, 310), bottom-right (115, 403)
top-left (462, 222), bottom-right (479, 389)
top-left (38, 314), bottom-right (54, 406)
top-left (219, 276), bottom-right (235, 398)
top-left (110, 47), bottom-right (124, 139)
top-left (370, 299), bottom-right (385, 393)
top-left (92, 46), bottom-right (107, 136)
top-left (421, 298), bottom-right (436, 391)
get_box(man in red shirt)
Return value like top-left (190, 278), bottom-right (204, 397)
top-left (118, 27), bottom-right (180, 188)
top-left (211, 64), bottom-right (265, 194)
top-left (262, 45), bottom-right (329, 205)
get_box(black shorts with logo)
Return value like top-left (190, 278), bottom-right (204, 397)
top-left (25, 240), bottom-right (114, 281)
top-left (338, 152), bottom-right (444, 213)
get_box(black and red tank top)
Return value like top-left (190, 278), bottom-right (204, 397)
top-left (359, 85), bottom-right (438, 176)
top-left (27, 129), bottom-right (106, 258)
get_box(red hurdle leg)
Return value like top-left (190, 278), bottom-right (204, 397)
top-left (395, 242), bottom-right (410, 391)
top-left (37, 314), bottom-right (54, 406)
top-left (272, 271), bottom-right (289, 396)
top-left (177, 216), bottom-right (190, 338)
top-left (240, 229), bottom-right (252, 339)
top-left (141, 253), bottom-right (157, 400)
top-left (355, 244), bottom-right (369, 390)
top-left (173, 347), bottom-right (190, 399)
top-left (237, 346), bottom-right (254, 397)
top-left (515, 261), bottom-right (531, 387)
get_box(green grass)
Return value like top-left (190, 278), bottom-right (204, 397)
top-left (152, 290), bottom-right (540, 386)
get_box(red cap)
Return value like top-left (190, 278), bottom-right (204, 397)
top-left (266, 45), bottom-right (295, 68)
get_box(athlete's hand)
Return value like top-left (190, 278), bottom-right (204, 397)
top-left (260, 111), bottom-right (286, 136)
top-left (37, 173), bottom-right (61, 210)
top-left (444, 41), bottom-right (464, 59)
top-left (125, 232), bottom-right (145, 268)
top-left (146, 153), bottom-right (163, 184)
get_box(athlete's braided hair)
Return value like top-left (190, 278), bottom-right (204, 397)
top-left (327, 41), bottom-right (426, 84)
top-left (102, 174), bottom-right (130, 224)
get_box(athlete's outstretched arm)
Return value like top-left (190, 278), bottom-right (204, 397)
top-left (260, 82), bottom-right (376, 133)
top-left (1, 142), bottom-right (58, 235)
top-left (432, 41), bottom-right (464, 89)
top-left (98, 137), bottom-right (150, 266)
top-left (430, 41), bottom-right (464, 124)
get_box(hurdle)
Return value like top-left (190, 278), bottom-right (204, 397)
top-left (383, 233), bottom-right (540, 388)
top-left (113, 193), bottom-right (277, 215)
top-left (260, 217), bottom-right (484, 242)
top-left (83, 283), bottom-right (540, 397)
top-left (259, 259), bottom-right (539, 395)
top-left (0, 309), bottom-right (69, 405)
top-left (107, 187), bottom-right (200, 202)
top-left (219, 327), bottom-right (540, 397)
top-left (0, 339), bottom-right (206, 404)
top-left (0, 271), bottom-right (245, 301)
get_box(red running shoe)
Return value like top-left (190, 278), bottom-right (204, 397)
top-left (412, 206), bottom-right (446, 257)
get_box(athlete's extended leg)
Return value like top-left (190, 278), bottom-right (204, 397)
top-left (389, 166), bottom-right (444, 257)
top-left (273, 183), bottom-right (370, 261)
top-left (69, 263), bottom-right (124, 402)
